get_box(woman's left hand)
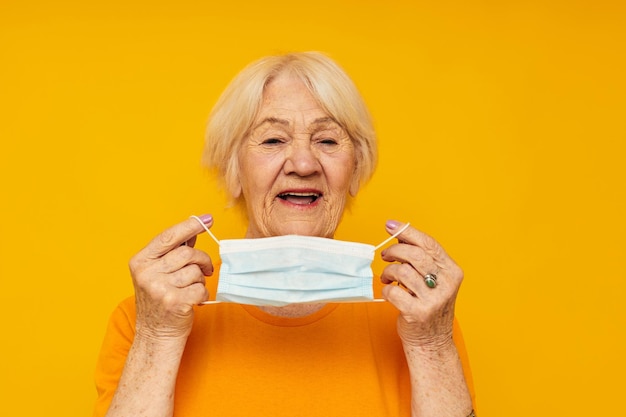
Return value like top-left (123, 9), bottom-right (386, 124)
top-left (380, 220), bottom-right (463, 351)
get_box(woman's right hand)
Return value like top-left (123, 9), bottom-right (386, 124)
top-left (128, 214), bottom-right (215, 341)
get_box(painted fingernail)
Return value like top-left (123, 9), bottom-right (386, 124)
top-left (386, 220), bottom-right (401, 230)
top-left (199, 214), bottom-right (213, 224)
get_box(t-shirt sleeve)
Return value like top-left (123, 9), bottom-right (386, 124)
top-left (92, 297), bottom-right (136, 417)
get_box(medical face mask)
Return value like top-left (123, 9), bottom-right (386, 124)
top-left (191, 216), bottom-right (409, 307)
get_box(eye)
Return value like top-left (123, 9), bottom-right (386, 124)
top-left (314, 136), bottom-right (339, 147)
top-left (319, 138), bottom-right (338, 145)
top-left (261, 137), bottom-right (284, 145)
top-left (312, 125), bottom-right (346, 148)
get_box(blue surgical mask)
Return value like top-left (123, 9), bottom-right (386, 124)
top-left (191, 216), bottom-right (409, 307)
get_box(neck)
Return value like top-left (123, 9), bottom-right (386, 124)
top-left (257, 303), bottom-right (326, 318)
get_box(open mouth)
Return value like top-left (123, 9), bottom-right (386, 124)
top-left (277, 192), bottom-right (321, 205)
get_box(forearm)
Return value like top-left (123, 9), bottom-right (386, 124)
top-left (105, 335), bottom-right (187, 417)
top-left (405, 342), bottom-right (473, 417)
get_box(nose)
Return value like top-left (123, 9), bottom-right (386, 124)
top-left (283, 140), bottom-right (321, 177)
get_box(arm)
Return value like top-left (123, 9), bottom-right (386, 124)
top-left (106, 335), bottom-right (187, 417)
top-left (401, 336), bottom-right (472, 416)
top-left (380, 220), bottom-right (473, 417)
top-left (103, 215), bottom-right (215, 417)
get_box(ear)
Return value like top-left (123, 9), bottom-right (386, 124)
top-left (228, 157), bottom-right (243, 199)
top-left (348, 153), bottom-right (363, 197)
top-left (232, 180), bottom-right (242, 199)
top-left (349, 175), bottom-right (360, 197)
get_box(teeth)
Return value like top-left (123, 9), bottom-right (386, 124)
top-left (278, 192), bottom-right (321, 203)
top-left (279, 192), bottom-right (320, 197)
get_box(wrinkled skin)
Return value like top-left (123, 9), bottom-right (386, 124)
top-left (380, 220), bottom-right (463, 351)
top-left (129, 216), bottom-right (214, 341)
top-left (236, 71), bottom-right (357, 239)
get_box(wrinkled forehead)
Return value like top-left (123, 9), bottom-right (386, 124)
top-left (251, 115), bottom-right (345, 134)
top-left (253, 74), bottom-right (343, 132)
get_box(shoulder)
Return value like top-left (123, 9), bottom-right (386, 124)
top-left (104, 295), bottom-right (137, 338)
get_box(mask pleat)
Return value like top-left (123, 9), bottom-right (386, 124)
top-left (216, 235), bottom-right (376, 306)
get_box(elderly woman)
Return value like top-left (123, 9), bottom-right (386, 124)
top-left (94, 52), bottom-right (476, 417)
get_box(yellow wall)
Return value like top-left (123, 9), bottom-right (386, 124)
top-left (1, 1), bottom-right (624, 415)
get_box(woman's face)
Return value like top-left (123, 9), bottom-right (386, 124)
top-left (236, 71), bottom-right (357, 238)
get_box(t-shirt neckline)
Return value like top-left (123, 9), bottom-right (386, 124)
top-left (241, 303), bottom-right (340, 327)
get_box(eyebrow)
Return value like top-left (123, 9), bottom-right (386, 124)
top-left (252, 116), bottom-right (339, 130)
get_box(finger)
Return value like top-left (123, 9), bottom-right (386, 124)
top-left (381, 262), bottom-right (428, 298)
top-left (384, 220), bottom-right (450, 262)
top-left (143, 281), bottom-right (208, 316)
top-left (183, 235), bottom-right (198, 247)
top-left (381, 243), bottom-right (439, 278)
top-left (181, 281), bottom-right (210, 305)
top-left (161, 245), bottom-right (214, 276)
top-left (169, 264), bottom-right (207, 288)
top-left (143, 215), bottom-right (214, 259)
top-left (382, 282), bottom-right (428, 313)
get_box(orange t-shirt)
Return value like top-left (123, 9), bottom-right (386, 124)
top-left (93, 272), bottom-right (475, 416)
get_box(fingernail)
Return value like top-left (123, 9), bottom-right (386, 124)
top-left (199, 214), bottom-right (213, 224)
top-left (386, 220), bottom-right (401, 230)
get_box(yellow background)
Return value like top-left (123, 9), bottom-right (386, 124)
top-left (1, 1), bottom-right (624, 415)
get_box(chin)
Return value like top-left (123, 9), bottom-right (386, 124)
top-left (274, 221), bottom-right (335, 238)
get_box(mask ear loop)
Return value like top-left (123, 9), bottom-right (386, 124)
top-left (373, 222), bottom-right (410, 251)
top-left (190, 215), bottom-right (222, 305)
top-left (190, 215), bottom-right (221, 246)
top-left (368, 222), bottom-right (411, 303)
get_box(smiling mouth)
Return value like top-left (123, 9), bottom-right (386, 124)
top-left (277, 192), bottom-right (321, 205)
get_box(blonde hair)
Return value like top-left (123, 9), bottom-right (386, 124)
top-left (203, 52), bottom-right (377, 204)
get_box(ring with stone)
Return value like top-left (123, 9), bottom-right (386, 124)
top-left (424, 273), bottom-right (438, 288)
